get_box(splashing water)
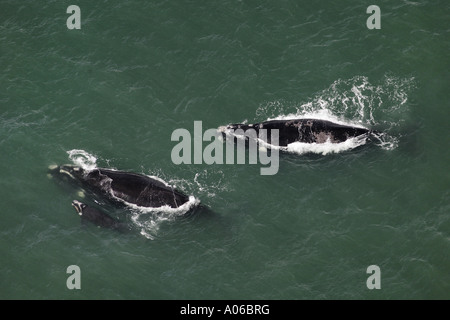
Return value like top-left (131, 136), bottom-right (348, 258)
top-left (285, 135), bottom-right (369, 156)
top-left (255, 75), bottom-right (415, 152)
top-left (67, 149), bottom-right (98, 171)
top-left (130, 196), bottom-right (200, 240)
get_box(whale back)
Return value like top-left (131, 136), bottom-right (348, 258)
top-left (224, 119), bottom-right (370, 146)
top-left (81, 205), bottom-right (120, 229)
top-left (72, 200), bottom-right (128, 231)
top-left (87, 168), bottom-right (189, 208)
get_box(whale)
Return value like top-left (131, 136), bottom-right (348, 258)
top-left (71, 200), bottom-right (128, 231)
top-left (219, 118), bottom-right (376, 146)
top-left (50, 165), bottom-right (190, 209)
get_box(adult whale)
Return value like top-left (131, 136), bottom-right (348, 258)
top-left (50, 165), bottom-right (190, 208)
top-left (71, 200), bottom-right (128, 231)
top-left (220, 118), bottom-right (377, 146)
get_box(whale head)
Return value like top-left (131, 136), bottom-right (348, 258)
top-left (219, 123), bottom-right (255, 132)
top-left (71, 200), bottom-right (86, 216)
top-left (48, 164), bottom-right (85, 180)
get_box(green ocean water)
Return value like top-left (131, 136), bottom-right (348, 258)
top-left (0, 0), bottom-right (449, 300)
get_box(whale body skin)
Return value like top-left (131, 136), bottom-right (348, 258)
top-left (221, 119), bottom-right (372, 146)
top-left (71, 200), bottom-right (128, 231)
top-left (52, 165), bottom-right (190, 208)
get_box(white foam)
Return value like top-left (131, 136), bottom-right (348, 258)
top-left (267, 109), bottom-right (367, 130)
top-left (370, 132), bottom-right (399, 151)
top-left (285, 136), bottom-right (367, 155)
top-left (129, 196), bottom-right (200, 240)
top-left (193, 169), bottom-right (229, 198)
top-left (119, 195), bottom-right (199, 215)
top-left (145, 174), bottom-right (172, 188)
top-left (67, 149), bottom-right (98, 171)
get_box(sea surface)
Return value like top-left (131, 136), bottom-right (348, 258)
top-left (0, 0), bottom-right (449, 299)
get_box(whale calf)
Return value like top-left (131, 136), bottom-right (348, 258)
top-left (220, 118), bottom-right (375, 146)
top-left (50, 165), bottom-right (190, 209)
top-left (71, 200), bottom-right (128, 231)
